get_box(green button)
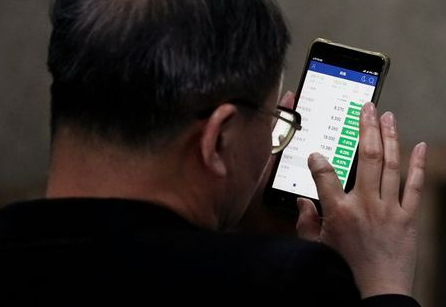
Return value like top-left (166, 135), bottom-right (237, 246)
top-left (344, 117), bottom-right (359, 128)
top-left (338, 137), bottom-right (357, 148)
top-left (336, 147), bottom-right (353, 158)
top-left (333, 156), bottom-right (351, 168)
top-left (347, 108), bottom-right (361, 118)
top-left (342, 127), bottom-right (359, 138)
top-left (350, 101), bottom-right (362, 108)
top-left (334, 167), bottom-right (348, 178)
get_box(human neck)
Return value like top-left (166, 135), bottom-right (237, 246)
top-left (46, 130), bottom-right (221, 230)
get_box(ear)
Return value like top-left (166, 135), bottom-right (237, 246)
top-left (200, 103), bottom-right (238, 177)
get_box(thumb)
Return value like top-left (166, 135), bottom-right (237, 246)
top-left (296, 198), bottom-right (321, 241)
top-left (279, 90), bottom-right (295, 108)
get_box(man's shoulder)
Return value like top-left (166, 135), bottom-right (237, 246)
top-left (0, 197), bottom-right (348, 271)
top-left (0, 198), bottom-right (360, 304)
top-left (0, 197), bottom-right (351, 275)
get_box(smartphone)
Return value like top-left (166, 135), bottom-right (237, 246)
top-left (264, 38), bottom-right (390, 212)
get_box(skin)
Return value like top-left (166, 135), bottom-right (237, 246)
top-left (296, 102), bottom-right (428, 298)
top-left (242, 91), bottom-right (427, 298)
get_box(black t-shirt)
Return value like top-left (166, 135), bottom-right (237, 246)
top-left (0, 198), bottom-right (420, 306)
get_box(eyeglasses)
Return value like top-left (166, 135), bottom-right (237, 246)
top-left (225, 100), bottom-right (302, 154)
top-left (254, 105), bottom-right (302, 154)
top-left (196, 101), bottom-right (302, 154)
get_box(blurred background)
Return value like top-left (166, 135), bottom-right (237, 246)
top-left (0, 0), bottom-right (445, 305)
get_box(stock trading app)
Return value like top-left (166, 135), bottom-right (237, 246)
top-left (272, 60), bottom-right (378, 199)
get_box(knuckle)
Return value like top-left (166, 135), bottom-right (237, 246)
top-left (398, 211), bottom-right (417, 231)
top-left (402, 213), bottom-right (414, 226)
top-left (408, 182), bottom-right (423, 196)
top-left (384, 128), bottom-right (399, 140)
top-left (332, 206), bottom-right (358, 227)
top-left (413, 158), bottom-right (427, 170)
top-left (383, 158), bottom-right (400, 171)
top-left (361, 145), bottom-right (383, 162)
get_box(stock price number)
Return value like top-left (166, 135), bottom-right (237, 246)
top-left (323, 134), bottom-right (336, 141)
top-left (320, 144), bottom-right (333, 151)
top-left (327, 125), bottom-right (339, 132)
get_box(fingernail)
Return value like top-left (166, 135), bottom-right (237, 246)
top-left (308, 153), bottom-right (328, 166)
top-left (362, 102), bottom-right (375, 116)
top-left (309, 153), bottom-right (324, 162)
top-left (285, 90), bottom-right (294, 98)
top-left (296, 198), bottom-right (304, 209)
top-left (382, 111), bottom-right (396, 128)
top-left (416, 142), bottom-right (428, 156)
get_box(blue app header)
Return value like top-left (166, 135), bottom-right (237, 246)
top-left (308, 60), bottom-right (378, 86)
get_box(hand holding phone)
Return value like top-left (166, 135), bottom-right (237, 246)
top-left (258, 38), bottom-right (428, 299)
top-left (296, 103), bottom-right (428, 298)
top-left (264, 38), bottom-right (390, 212)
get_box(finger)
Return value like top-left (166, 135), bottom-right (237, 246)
top-left (402, 142), bottom-right (428, 215)
top-left (279, 91), bottom-right (295, 109)
top-left (379, 112), bottom-right (401, 202)
top-left (296, 198), bottom-right (321, 241)
top-left (355, 102), bottom-right (383, 197)
top-left (308, 152), bottom-right (344, 215)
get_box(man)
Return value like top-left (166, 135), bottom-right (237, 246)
top-left (0, 0), bottom-right (427, 305)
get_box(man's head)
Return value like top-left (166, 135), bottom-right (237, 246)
top-left (48, 0), bottom-right (290, 150)
top-left (47, 0), bottom-right (290, 229)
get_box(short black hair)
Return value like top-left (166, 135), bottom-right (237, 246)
top-left (48, 0), bottom-right (290, 150)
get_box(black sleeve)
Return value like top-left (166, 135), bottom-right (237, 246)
top-left (361, 295), bottom-right (421, 307)
top-left (276, 239), bottom-right (422, 307)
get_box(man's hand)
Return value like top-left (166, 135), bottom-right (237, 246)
top-left (296, 102), bottom-right (427, 298)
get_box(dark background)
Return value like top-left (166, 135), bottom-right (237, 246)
top-left (1, 1), bottom-right (445, 305)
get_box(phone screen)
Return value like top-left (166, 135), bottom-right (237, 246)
top-left (271, 54), bottom-right (385, 201)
